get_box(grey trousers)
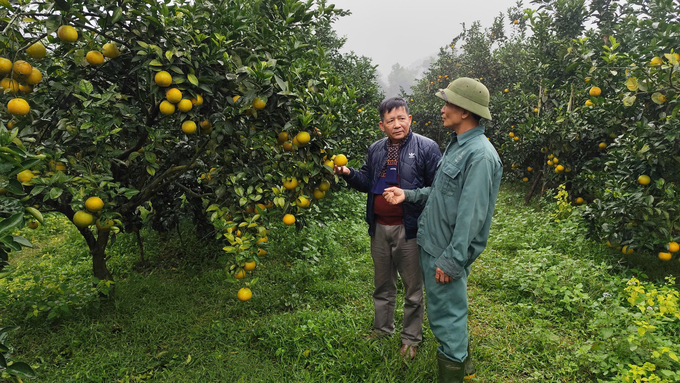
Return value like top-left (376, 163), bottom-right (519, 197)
top-left (370, 223), bottom-right (424, 345)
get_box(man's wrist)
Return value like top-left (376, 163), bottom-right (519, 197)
top-left (403, 189), bottom-right (415, 202)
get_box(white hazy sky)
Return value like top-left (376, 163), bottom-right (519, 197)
top-left (330, 0), bottom-right (518, 79)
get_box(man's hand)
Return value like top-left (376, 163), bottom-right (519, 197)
top-left (334, 165), bottom-right (350, 175)
top-left (435, 267), bottom-right (452, 284)
top-left (383, 186), bottom-right (405, 205)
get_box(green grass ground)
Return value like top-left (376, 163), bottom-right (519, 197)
top-left (1, 186), bottom-right (677, 382)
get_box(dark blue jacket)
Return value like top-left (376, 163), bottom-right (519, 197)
top-left (344, 132), bottom-right (442, 239)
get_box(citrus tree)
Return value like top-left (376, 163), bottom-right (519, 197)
top-left (0, 0), bottom-right (380, 290)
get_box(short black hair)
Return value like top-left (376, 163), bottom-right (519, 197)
top-left (379, 97), bottom-right (409, 121)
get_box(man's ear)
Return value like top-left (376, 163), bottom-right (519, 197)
top-left (378, 121), bottom-right (386, 133)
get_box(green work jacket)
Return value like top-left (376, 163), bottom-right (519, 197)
top-left (403, 125), bottom-right (502, 280)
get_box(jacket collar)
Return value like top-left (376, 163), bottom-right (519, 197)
top-left (454, 125), bottom-right (485, 146)
top-left (383, 130), bottom-right (413, 149)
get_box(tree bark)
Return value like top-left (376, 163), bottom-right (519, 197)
top-left (525, 170), bottom-right (543, 205)
top-left (91, 228), bottom-right (113, 282)
top-left (135, 228), bottom-right (145, 264)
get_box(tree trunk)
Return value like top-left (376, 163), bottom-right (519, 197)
top-left (135, 228), bottom-right (145, 264)
top-left (525, 170), bottom-right (543, 205)
top-left (91, 228), bottom-right (113, 282)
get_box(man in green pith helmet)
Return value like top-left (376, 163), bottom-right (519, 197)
top-left (383, 77), bottom-right (502, 382)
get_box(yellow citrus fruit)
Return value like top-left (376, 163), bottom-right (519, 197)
top-left (257, 248), bottom-right (267, 256)
top-left (19, 84), bottom-right (32, 94)
top-left (313, 188), bottom-right (325, 200)
top-left (668, 242), bottom-right (679, 253)
top-left (334, 154), bottom-right (348, 167)
top-left (522, 177), bottom-right (529, 182)
top-left (283, 177), bottom-right (298, 190)
top-left (28, 220), bottom-right (39, 230)
top-left (102, 43), bottom-right (120, 58)
top-left (651, 56), bottom-right (663, 66)
top-left (16, 169), bottom-right (33, 183)
top-left (283, 141), bottom-right (293, 151)
top-left (324, 160), bottom-right (334, 168)
top-left (319, 180), bottom-right (331, 192)
top-left (234, 269), bottom-right (246, 279)
top-left (638, 175), bottom-right (651, 185)
top-left (555, 165), bottom-right (565, 173)
top-left (598, 142), bottom-right (607, 149)
top-left (589, 87), bottom-right (601, 97)
top-left (73, 210), bottom-right (94, 228)
top-left (244, 261), bottom-right (256, 271)
top-left (553, 158), bottom-right (559, 164)
top-left (658, 252), bottom-right (672, 261)
top-left (1, 78), bottom-right (20, 93)
top-left (57, 25), bottom-right (78, 42)
top-left (282, 214), bottom-right (295, 225)
top-left (166, 88), bottom-right (182, 103)
top-left (527, 167), bottom-right (533, 172)
top-left (232, 95), bottom-right (240, 103)
top-left (85, 196), bottom-right (104, 212)
top-left (154, 71), bottom-right (172, 87)
top-left (177, 99), bottom-right (193, 112)
top-left (296, 196), bottom-right (310, 208)
top-left (256, 237), bottom-right (268, 245)
top-left (86, 51), bottom-right (105, 65)
top-left (26, 42), bottom-right (46, 59)
top-left (292, 137), bottom-right (299, 147)
top-left (513, 19), bottom-right (519, 24)
top-left (504, 88), bottom-right (509, 93)
top-left (277, 132), bottom-right (289, 144)
top-left (252, 97), bottom-right (266, 110)
top-left (575, 197), bottom-right (585, 205)
top-left (547, 160), bottom-right (554, 166)
top-left (0, 57), bottom-right (12, 75)
top-left (513, 136), bottom-right (519, 141)
top-left (181, 121), bottom-right (197, 134)
top-left (296, 131), bottom-right (311, 146)
top-left (534, 108), bottom-right (538, 113)
top-left (585, 100), bottom-right (594, 106)
top-left (7, 98), bottom-right (30, 116)
top-left (190, 94), bottom-right (203, 106)
top-left (54, 162), bottom-right (66, 171)
top-left (509, 132), bottom-right (515, 137)
top-left (159, 100), bottom-right (175, 115)
top-left (622, 245), bottom-right (634, 255)
top-left (26, 68), bottom-right (43, 85)
top-left (96, 218), bottom-right (114, 231)
top-left (13, 60), bottom-right (32, 77)
top-left (237, 287), bottom-right (252, 301)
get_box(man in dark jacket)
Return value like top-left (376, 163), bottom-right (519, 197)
top-left (334, 97), bottom-right (441, 359)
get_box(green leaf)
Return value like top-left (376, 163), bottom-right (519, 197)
top-left (6, 362), bottom-right (36, 378)
top-left (149, 59), bottom-right (163, 67)
top-left (0, 353), bottom-right (6, 368)
top-left (78, 80), bottom-right (94, 95)
top-left (54, 0), bottom-right (69, 11)
top-left (187, 74), bottom-right (199, 86)
top-left (0, 213), bottom-right (23, 237)
top-left (146, 166), bottom-right (156, 176)
top-left (11, 235), bottom-right (32, 248)
top-left (49, 187), bottom-right (63, 200)
top-left (623, 95), bottom-right (636, 107)
top-left (137, 41), bottom-right (149, 49)
top-left (111, 7), bottom-right (123, 24)
top-left (165, 50), bottom-right (174, 61)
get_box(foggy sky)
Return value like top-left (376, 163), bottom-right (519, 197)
top-left (330, 0), bottom-right (518, 79)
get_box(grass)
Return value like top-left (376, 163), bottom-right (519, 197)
top-left (1, 186), bottom-right (678, 382)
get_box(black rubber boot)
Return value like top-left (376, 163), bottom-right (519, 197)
top-left (437, 352), bottom-right (465, 383)
top-left (464, 342), bottom-right (476, 380)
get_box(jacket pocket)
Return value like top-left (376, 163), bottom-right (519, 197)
top-left (438, 164), bottom-right (461, 196)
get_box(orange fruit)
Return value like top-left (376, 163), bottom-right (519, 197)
top-left (234, 269), bottom-right (246, 279)
top-left (96, 218), bottom-right (114, 231)
top-left (181, 121), bottom-right (197, 134)
top-left (13, 60), bottom-right (32, 76)
top-left (257, 248), bottom-right (267, 256)
top-left (190, 94), bottom-right (203, 106)
top-left (73, 210), bottom-right (94, 228)
top-left (166, 88), bottom-right (182, 103)
top-left (86, 51), bottom-right (105, 65)
top-left (256, 237), bottom-right (268, 245)
top-left (650, 56), bottom-right (663, 66)
top-left (668, 242), bottom-right (679, 253)
top-left (177, 99), bottom-right (193, 112)
top-left (319, 180), bottom-right (331, 191)
top-left (252, 97), bottom-right (266, 110)
top-left (513, 136), bottom-right (519, 141)
top-left (575, 197), bottom-right (585, 205)
top-left (26, 42), bottom-right (46, 59)
top-left (658, 252), bottom-right (672, 261)
top-left (102, 43), bottom-right (120, 58)
top-left (16, 169), bottom-right (33, 183)
top-left (282, 214), bottom-right (295, 225)
top-left (7, 98), bottom-right (30, 116)
top-left (28, 220), bottom-right (39, 230)
top-left (237, 287), bottom-right (252, 301)
top-left (598, 142), bottom-right (607, 149)
top-left (555, 165), bottom-right (565, 173)
top-left (84, 196), bottom-right (104, 212)
top-left (589, 87), bottom-right (601, 97)
top-left (283, 177), bottom-right (298, 190)
top-left (244, 261), bottom-right (256, 271)
top-left (296, 196), bottom-right (310, 208)
top-left (0, 58), bottom-right (12, 75)
top-left (277, 132), bottom-right (289, 144)
top-left (154, 71), bottom-right (172, 87)
top-left (313, 188), bottom-right (325, 200)
top-left (25, 68), bottom-right (42, 85)
top-left (282, 141), bottom-right (293, 151)
top-left (296, 131), bottom-right (311, 146)
top-left (622, 245), bottom-right (634, 255)
top-left (1, 78), bottom-right (20, 93)
top-left (527, 167), bottom-right (533, 172)
top-left (585, 100), bottom-right (594, 106)
top-left (57, 25), bottom-right (78, 42)
top-left (638, 175), bottom-right (650, 185)
top-left (159, 100), bottom-right (175, 115)
top-left (334, 154), bottom-right (348, 167)
top-left (522, 177), bottom-right (529, 182)
top-left (509, 132), bottom-right (514, 137)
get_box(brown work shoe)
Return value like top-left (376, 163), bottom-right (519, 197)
top-left (399, 344), bottom-right (417, 360)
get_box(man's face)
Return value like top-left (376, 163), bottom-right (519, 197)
top-left (441, 102), bottom-right (466, 129)
top-left (379, 107), bottom-right (411, 142)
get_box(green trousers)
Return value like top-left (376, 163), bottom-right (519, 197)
top-left (420, 247), bottom-right (470, 363)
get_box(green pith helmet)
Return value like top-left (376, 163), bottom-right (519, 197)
top-left (435, 77), bottom-right (492, 120)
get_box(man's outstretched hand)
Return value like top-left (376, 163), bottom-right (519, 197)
top-left (334, 165), bottom-right (350, 175)
top-left (383, 187), bottom-right (405, 205)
